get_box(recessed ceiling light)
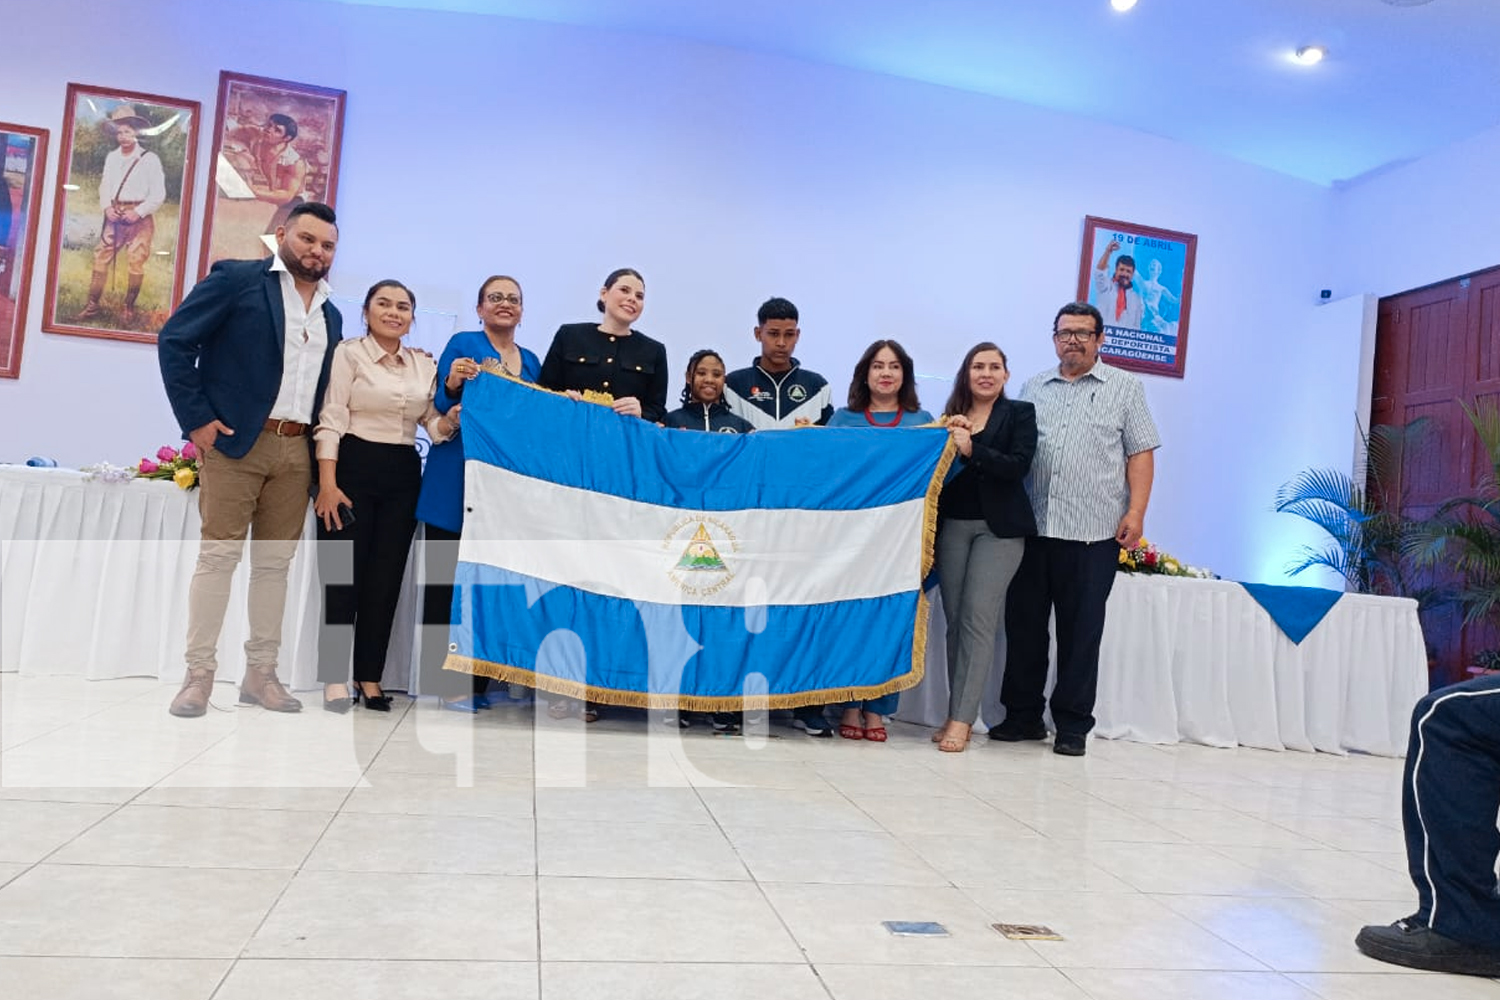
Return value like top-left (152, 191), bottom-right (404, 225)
top-left (1292, 45), bottom-right (1326, 66)
top-left (1111, 0), bottom-right (1138, 10)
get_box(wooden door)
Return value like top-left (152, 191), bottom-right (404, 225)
top-left (1373, 264), bottom-right (1500, 685)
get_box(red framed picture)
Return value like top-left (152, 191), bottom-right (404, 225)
top-left (198, 71), bottom-right (346, 275)
top-left (0, 121), bottom-right (50, 377)
top-left (1076, 215), bottom-right (1198, 379)
top-left (42, 83), bottom-right (200, 344)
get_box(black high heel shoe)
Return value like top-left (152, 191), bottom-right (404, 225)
top-left (358, 685), bottom-right (392, 712)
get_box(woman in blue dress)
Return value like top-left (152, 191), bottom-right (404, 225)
top-left (828, 340), bottom-right (934, 741)
top-left (415, 275), bottom-right (541, 711)
top-left (826, 339), bottom-right (934, 430)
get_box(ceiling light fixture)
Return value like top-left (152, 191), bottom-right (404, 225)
top-left (1292, 45), bottom-right (1326, 66)
top-left (1110, 0), bottom-right (1138, 10)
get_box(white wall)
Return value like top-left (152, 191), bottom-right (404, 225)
top-left (1, 0), bottom-right (1356, 584)
top-left (1331, 121), bottom-right (1500, 299)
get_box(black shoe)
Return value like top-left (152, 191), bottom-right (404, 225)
top-left (358, 687), bottom-right (392, 712)
top-left (791, 707), bottom-right (833, 738)
top-left (711, 713), bottom-right (742, 734)
top-left (322, 695), bottom-right (353, 714)
top-left (1052, 733), bottom-right (1087, 756)
top-left (1356, 916), bottom-right (1500, 976)
top-left (988, 720), bottom-right (1048, 742)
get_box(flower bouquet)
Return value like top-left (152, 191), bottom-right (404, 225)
top-left (136, 443), bottom-right (200, 490)
top-left (1117, 538), bottom-right (1214, 579)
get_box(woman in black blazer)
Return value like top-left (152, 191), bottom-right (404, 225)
top-left (934, 342), bottom-right (1037, 752)
top-left (536, 268), bottom-right (668, 722)
top-left (537, 267), bottom-right (669, 423)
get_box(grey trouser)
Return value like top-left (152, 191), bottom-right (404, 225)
top-left (936, 519), bottom-right (1024, 725)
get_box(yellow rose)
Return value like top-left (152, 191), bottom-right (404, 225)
top-left (173, 466), bottom-right (197, 489)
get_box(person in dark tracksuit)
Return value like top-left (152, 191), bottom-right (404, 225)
top-left (1356, 672), bottom-right (1500, 976)
top-left (662, 349), bottom-right (751, 734)
top-left (723, 298), bottom-right (836, 737)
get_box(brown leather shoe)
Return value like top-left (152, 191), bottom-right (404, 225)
top-left (169, 668), bottom-right (215, 718)
top-left (238, 666), bottom-right (303, 712)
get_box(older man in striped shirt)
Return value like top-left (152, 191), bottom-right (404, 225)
top-left (992, 301), bottom-right (1160, 757)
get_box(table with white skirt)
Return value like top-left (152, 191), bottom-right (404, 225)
top-left (0, 466), bottom-right (426, 693)
top-left (2, 468), bottom-right (1428, 753)
top-left (897, 573), bottom-right (1429, 756)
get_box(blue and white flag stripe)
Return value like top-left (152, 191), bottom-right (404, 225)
top-left (451, 563), bottom-right (923, 701)
top-left (463, 463), bottom-right (925, 607)
top-left (479, 385), bottom-right (942, 512)
top-left (446, 375), bottom-right (952, 709)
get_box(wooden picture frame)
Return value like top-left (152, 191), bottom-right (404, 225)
top-left (0, 122), bottom-right (50, 378)
top-left (42, 83), bottom-right (200, 345)
top-left (198, 71), bottom-right (346, 276)
top-left (1076, 215), bottom-right (1198, 379)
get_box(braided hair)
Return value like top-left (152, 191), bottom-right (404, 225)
top-left (681, 349), bottom-right (726, 406)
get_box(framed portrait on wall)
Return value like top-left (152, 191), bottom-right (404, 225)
top-left (1076, 215), bottom-right (1198, 379)
top-left (42, 83), bottom-right (200, 345)
top-left (198, 72), bottom-right (346, 275)
top-left (0, 122), bottom-right (50, 378)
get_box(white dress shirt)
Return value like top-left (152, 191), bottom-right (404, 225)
top-left (266, 254), bottom-right (332, 423)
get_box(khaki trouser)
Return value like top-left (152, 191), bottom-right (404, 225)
top-left (183, 432), bottom-right (311, 673)
top-left (93, 213), bottom-right (155, 277)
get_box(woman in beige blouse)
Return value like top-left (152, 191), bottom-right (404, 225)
top-left (313, 279), bottom-right (452, 712)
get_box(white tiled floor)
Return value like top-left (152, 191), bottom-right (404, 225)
top-left (0, 673), bottom-right (1492, 999)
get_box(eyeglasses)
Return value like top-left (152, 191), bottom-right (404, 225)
top-left (484, 293), bottom-right (521, 306)
top-left (1052, 330), bottom-right (1096, 343)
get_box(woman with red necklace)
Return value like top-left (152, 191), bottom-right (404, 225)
top-left (827, 340), bottom-right (934, 432)
top-left (828, 340), bottom-right (934, 740)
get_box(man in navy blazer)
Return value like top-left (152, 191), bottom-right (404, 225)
top-left (158, 202), bottom-right (342, 717)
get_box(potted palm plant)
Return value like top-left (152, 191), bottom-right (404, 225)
top-left (1273, 418), bottom-right (1436, 601)
top-left (1411, 400), bottom-right (1500, 635)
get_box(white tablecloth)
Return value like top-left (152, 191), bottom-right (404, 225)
top-left (0, 466), bottom-right (424, 692)
top-left (2, 467), bottom-right (1428, 752)
top-left (896, 573), bottom-right (1428, 756)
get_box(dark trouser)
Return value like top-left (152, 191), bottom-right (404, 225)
top-left (316, 436), bottom-right (420, 685)
top-left (419, 524), bottom-right (488, 699)
top-left (1401, 673), bottom-right (1500, 949)
top-left (1000, 536), bottom-right (1119, 737)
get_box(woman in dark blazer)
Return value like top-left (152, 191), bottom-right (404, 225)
top-left (537, 267), bottom-right (668, 423)
top-left (934, 342), bottom-right (1037, 752)
top-left (536, 267), bottom-right (667, 721)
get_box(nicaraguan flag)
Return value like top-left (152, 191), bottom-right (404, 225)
top-left (444, 374), bottom-right (952, 710)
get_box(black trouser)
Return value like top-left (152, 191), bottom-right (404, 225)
top-left (316, 436), bottom-right (420, 685)
top-left (1000, 536), bottom-right (1119, 737)
top-left (1400, 673), bottom-right (1500, 949)
top-left (419, 523), bottom-right (488, 698)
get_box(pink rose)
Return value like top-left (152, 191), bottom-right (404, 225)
top-left (180, 441), bottom-right (198, 460)
top-left (156, 446), bottom-right (178, 462)
top-left (138, 459), bottom-right (159, 474)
